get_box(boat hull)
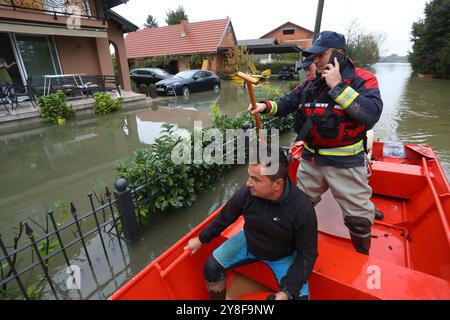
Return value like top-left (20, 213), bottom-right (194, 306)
top-left (111, 142), bottom-right (450, 300)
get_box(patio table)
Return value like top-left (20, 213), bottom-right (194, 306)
top-left (43, 74), bottom-right (86, 96)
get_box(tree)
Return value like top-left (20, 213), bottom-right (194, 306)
top-left (165, 6), bottom-right (188, 25)
top-left (223, 46), bottom-right (255, 75)
top-left (144, 15), bottom-right (159, 28)
top-left (344, 20), bottom-right (384, 67)
top-left (409, 0), bottom-right (450, 78)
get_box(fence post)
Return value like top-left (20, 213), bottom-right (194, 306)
top-left (114, 178), bottom-right (140, 243)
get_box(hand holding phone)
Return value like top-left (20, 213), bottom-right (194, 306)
top-left (321, 50), bottom-right (344, 89)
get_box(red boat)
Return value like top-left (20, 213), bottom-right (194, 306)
top-left (110, 141), bottom-right (450, 300)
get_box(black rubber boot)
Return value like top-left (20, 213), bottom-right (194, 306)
top-left (208, 289), bottom-right (226, 300)
top-left (374, 209), bottom-right (384, 220)
top-left (205, 280), bottom-right (227, 300)
top-left (350, 234), bottom-right (371, 255)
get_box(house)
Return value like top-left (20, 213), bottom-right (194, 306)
top-left (240, 22), bottom-right (312, 64)
top-left (0, 0), bottom-right (138, 91)
top-left (260, 22), bottom-right (314, 48)
top-left (238, 38), bottom-right (303, 64)
top-left (125, 18), bottom-right (237, 74)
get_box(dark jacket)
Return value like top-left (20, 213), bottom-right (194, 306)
top-left (268, 59), bottom-right (383, 168)
top-left (199, 179), bottom-right (318, 298)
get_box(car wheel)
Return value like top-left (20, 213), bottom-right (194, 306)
top-left (213, 83), bottom-right (220, 92)
top-left (182, 86), bottom-right (190, 97)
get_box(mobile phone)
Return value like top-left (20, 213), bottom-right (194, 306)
top-left (328, 50), bottom-right (346, 67)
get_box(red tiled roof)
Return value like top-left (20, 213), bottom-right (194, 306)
top-left (125, 18), bottom-right (234, 59)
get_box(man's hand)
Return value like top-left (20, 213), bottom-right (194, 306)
top-left (274, 291), bottom-right (289, 300)
top-left (247, 103), bottom-right (266, 115)
top-left (321, 57), bottom-right (342, 89)
top-left (183, 237), bottom-right (202, 255)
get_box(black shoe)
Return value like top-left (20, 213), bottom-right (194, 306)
top-left (208, 289), bottom-right (226, 300)
top-left (350, 234), bottom-right (371, 255)
top-left (375, 209), bottom-right (384, 220)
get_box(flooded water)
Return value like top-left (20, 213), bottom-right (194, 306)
top-left (0, 64), bottom-right (449, 299)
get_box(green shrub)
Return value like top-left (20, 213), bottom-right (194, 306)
top-left (38, 92), bottom-right (74, 125)
top-left (148, 83), bottom-right (157, 98)
top-left (189, 53), bottom-right (203, 67)
top-left (93, 92), bottom-right (123, 115)
top-left (138, 83), bottom-right (148, 96)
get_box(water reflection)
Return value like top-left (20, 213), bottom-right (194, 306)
top-left (372, 63), bottom-right (413, 141)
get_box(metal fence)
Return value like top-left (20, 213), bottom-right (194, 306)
top-left (0, 178), bottom-right (144, 300)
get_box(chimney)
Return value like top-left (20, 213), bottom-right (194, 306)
top-left (180, 20), bottom-right (188, 37)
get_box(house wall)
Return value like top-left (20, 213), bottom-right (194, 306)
top-left (220, 26), bottom-right (236, 48)
top-left (55, 24), bottom-right (132, 91)
top-left (107, 21), bottom-right (132, 90)
top-left (262, 23), bottom-right (313, 48)
top-left (177, 56), bottom-right (190, 72)
top-left (209, 53), bottom-right (227, 74)
top-left (54, 36), bottom-right (103, 75)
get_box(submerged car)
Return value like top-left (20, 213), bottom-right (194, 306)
top-left (278, 67), bottom-right (296, 80)
top-left (130, 68), bottom-right (173, 86)
top-left (155, 70), bottom-right (221, 96)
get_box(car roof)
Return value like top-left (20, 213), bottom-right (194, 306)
top-left (131, 68), bottom-right (165, 71)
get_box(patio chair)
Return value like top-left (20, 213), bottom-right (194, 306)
top-left (77, 75), bottom-right (101, 97)
top-left (0, 84), bottom-right (11, 113)
top-left (7, 80), bottom-right (38, 110)
top-left (102, 75), bottom-right (121, 96)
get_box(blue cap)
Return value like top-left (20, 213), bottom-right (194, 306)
top-left (300, 55), bottom-right (314, 69)
top-left (303, 31), bottom-right (346, 56)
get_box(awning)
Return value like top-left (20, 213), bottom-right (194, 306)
top-left (0, 21), bottom-right (108, 38)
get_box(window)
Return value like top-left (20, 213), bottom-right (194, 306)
top-left (14, 35), bottom-right (61, 79)
top-left (197, 71), bottom-right (208, 78)
top-left (283, 29), bottom-right (295, 35)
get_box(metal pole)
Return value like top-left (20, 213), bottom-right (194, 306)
top-left (114, 179), bottom-right (140, 243)
top-left (313, 0), bottom-right (325, 40)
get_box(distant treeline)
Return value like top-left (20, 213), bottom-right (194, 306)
top-left (378, 54), bottom-right (409, 63)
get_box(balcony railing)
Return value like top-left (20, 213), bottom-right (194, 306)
top-left (0, 0), bottom-right (103, 19)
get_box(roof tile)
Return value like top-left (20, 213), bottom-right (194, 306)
top-left (125, 18), bottom-right (232, 58)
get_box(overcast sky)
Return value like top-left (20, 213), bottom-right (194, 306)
top-left (113, 0), bottom-right (430, 56)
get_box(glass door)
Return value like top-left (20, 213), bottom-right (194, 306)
top-left (13, 34), bottom-right (62, 80)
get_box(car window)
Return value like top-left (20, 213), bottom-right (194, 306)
top-left (196, 71), bottom-right (209, 78)
top-left (174, 70), bottom-right (198, 79)
top-left (152, 69), bottom-right (170, 77)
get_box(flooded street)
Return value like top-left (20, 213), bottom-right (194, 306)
top-left (1, 63), bottom-right (449, 299)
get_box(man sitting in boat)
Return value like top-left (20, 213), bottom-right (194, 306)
top-left (249, 31), bottom-right (383, 255)
top-left (184, 149), bottom-right (318, 300)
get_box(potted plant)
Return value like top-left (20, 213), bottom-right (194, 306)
top-left (138, 83), bottom-right (149, 97)
top-left (148, 83), bottom-right (158, 98)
